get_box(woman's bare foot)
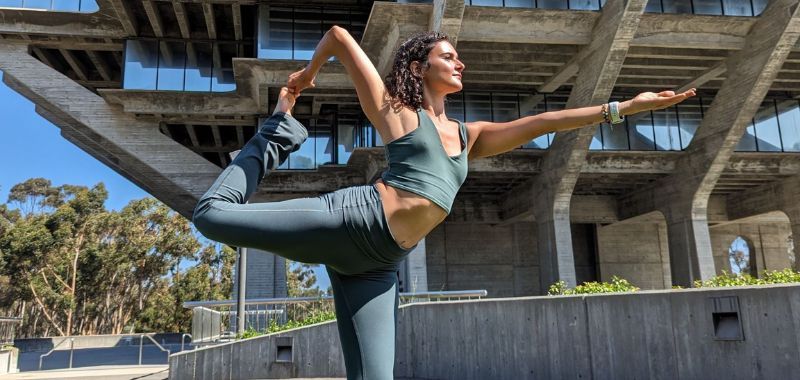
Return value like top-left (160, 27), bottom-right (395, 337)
top-left (273, 87), bottom-right (297, 116)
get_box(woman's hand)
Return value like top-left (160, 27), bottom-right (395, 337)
top-left (620, 88), bottom-right (697, 116)
top-left (287, 67), bottom-right (316, 94)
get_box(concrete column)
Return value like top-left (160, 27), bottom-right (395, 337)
top-left (620, 0), bottom-right (800, 287)
top-left (231, 249), bottom-right (287, 299)
top-left (784, 206), bottom-right (800, 271)
top-left (0, 42), bottom-right (220, 217)
top-left (400, 239), bottom-right (428, 293)
top-left (429, 0), bottom-right (465, 45)
top-left (501, 0), bottom-right (647, 291)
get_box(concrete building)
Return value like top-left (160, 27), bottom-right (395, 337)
top-left (0, 0), bottom-right (798, 298)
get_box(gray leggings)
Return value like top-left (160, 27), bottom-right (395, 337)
top-left (192, 112), bottom-right (414, 380)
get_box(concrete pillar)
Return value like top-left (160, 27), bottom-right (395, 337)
top-left (784, 207), bottom-right (800, 271)
top-left (662, 206), bottom-right (716, 286)
top-left (429, 0), bottom-right (465, 45)
top-left (231, 249), bottom-right (287, 299)
top-left (0, 42), bottom-right (220, 217)
top-left (399, 239), bottom-right (428, 293)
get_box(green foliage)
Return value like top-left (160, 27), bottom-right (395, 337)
top-left (0, 178), bottom-right (234, 337)
top-left (236, 309), bottom-right (337, 340)
top-left (693, 268), bottom-right (800, 288)
top-left (547, 276), bottom-right (640, 296)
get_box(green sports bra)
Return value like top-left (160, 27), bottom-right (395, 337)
top-left (380, 108), bottom-right (469, 214)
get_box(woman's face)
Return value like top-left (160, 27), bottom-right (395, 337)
top-left (417, 40), bottom-right (465, 95)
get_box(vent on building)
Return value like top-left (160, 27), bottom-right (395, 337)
top-left (710, 296), bottom-right (744, 341)
top-left (276, 336), bottom-right (293, 362)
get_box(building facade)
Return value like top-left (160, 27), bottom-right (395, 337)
top-left (0, 0), bottom-right (798, 297)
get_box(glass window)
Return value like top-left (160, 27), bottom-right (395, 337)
top-left (777, 100), bottom-right (800, 152)
top-left (316, 130), bottom-right (334, 166)
top-left (645, 0), bottom-right (663, 12)
top-left (601, 123), bottom-right (629, 150)
top-left (569, 0), bottom-right (600, 10)
top-left (471, 0), bottom-right (503, 5)
top-left (184, 42), bottom-right (213, 92)
top-left (653, 107), bottom-right (682, 151)
top-left (753, 100), bottom-right (782, 152)
top-left (722, 0), bottom-right (752, 15)
top-left (492, 93), bottom-right (519, 123)
top-left (628, 111), bottom-right (656, 150)
top-left (538, 0), bottom-right (569, 9)
top-left (736, 121), bottom-right (758, 151)
top-left (662, 0), bottom-right (693, 13)
top-left (520, 94), bottom-right (548, 149)
top-left (692, 0), bottom-right (723, 15)
top-left (728, 236), bottom-right (753, 276)
top-left (465, 92), bottom-right (492, 122)
top-left (22, 0), bottom-right (49, 9)
top-left (293, 7), bottom-right (323, 61)
top-left (123, 40), bottom-right (158, 90)
top-left (261, 7), bottom-right (293, 59)
top-left (505, 0), bottom-right (534, 7)
top-left (157, 41), bottom-right (186, 91)
top-left (589, 125), bottom-right (603, 150)
top-left (752, 0), bottom-right (767, 15)
top-left (0, 1), bottom-right (23, 7)
top-left (212, 43), bottom-right (237, 92)
top-left (337, 117), bottom-right (357, 164)
top-left (52, 0), bottom-right (80, 12)
top-left (79, 0), bottom-right (98, 12)
top-left (678, 97), bottom-right (703, 149)
top-left (286, 121), bottom-right (316, 169)
top-left (446, 93), bottom-right (465, 122)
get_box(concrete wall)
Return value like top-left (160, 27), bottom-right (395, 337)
top-left (14, 333), bottom-right (188, 353)
top-left (710, 221), bottom-right (794, 276)
top-left (0, 348), bottom-right (19, 374)
top-left (172, 284), bottom-right (800, 380)
top-left (597, 221), bottom-right (672, 289)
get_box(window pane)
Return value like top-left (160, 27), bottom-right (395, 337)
top-left (293, 8), bottom-right (323, 61)
top-left (184, 42), bottom-right (213, 92)
top-left (22, 0), bottom-right (49, 9)
top-left (752, 0), bottom-right (767, 15)
top-left (692, 0), bottom-right (723, 14)
top-left (212, 43), bottom-right (236, 92)
top-left (645, 0), bottom-right (663, 12)
top-left (589, 125), bottom-right (603, 150)
top-left (337, 117), bottom-right (357, 164)
top-left (79, 0), bottom-right (98, 12)
top-left (315, 130), bottom-right (334, 166)
top-left (753, 100), bottom-right (782, 152)
top-left (157, 41), bottom-right (186, 91)
top-left (678, 97), bottom-right (703, 149)
top-left (261, 7), bottom-right (293, 59)
top-left (492, 93), bottom-right (519, 123)
top-left (471, 0), bottom-right (503, 5)
top-left (52, 0), bottom-right (80, 11)
top-left (736, 122), bottom-right (757, 151)
top-left (628, 112), bottom-right (656, 150)
top-left (777, 100), bottom-right (800, 152)
top-left (538, 0), bottom-right (569, 9)
top-left (123, 40), bottom-right (158, 90)
top-left (570, 0), bottom-right (600, 10)
top-left (520, 94), bottom-right (548, 149)
top-left (722, 0), bottom-right (752, 15)
top-left (662, 0), bottom-right (693, 13)
top-left (505, 0), bottom-right (534, 7)
top-left (0, 1), bottom-right (23, 8)
top-left (465, 92), bottom-right (492, 122)
top-left (653, 107), bottom-right (681, 151)
top-left (601, 123), bottom-right (629, 150)
top-left (290, 122), bottom-right (316, 169)
top-left (445, 93), bottom-right (465, 122)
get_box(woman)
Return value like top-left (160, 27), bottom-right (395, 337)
top-left (193, 27), bottom-right (695, 380)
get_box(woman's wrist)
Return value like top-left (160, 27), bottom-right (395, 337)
top-left (618, 100), bottom-right (635, 116)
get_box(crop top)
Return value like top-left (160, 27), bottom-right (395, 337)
top-left (380, 108), bottom-right (469, 214)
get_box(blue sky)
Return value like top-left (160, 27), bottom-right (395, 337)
top-left (0, 69), bottom-right (331, 291)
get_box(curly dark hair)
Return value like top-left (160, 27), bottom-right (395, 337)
top-left (384, 31), bottom-right (450, 111)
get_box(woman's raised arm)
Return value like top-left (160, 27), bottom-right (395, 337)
top-left (288, 26), bottom-right (400, 134)
top-left (466, 89), bottom-right (696, 160)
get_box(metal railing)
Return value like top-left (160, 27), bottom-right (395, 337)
top-left (184, 290), bottom-right (488, 344)
top-left (37, 333), bottom-right (174, 370)
top-left (0, 317), bottom-right (22, 346)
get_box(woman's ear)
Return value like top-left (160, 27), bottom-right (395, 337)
top-left (410, 61), bottom-right (423, 78)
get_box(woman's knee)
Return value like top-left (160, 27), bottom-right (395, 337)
top-left (191, 199), bottom-right (225, 241)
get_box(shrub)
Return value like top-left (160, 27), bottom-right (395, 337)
top-left (547, 276), bottom-right (639, 295)
top-left (236, 310), bottom-right (337, 339)
top-left (694, 268), bottom-right (800, 288)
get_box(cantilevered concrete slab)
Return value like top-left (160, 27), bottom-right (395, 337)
top-left (619, 0), bottom-right (800, 286)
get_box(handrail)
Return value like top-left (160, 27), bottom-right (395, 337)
top-left (181, 333), bottom-right (192, 352)
top-left (183, 290), bottom-right (488, 308)
top-left (138, 334), bottom-right (171, 365)
top-left (38, 337), bottom-right (73, 370)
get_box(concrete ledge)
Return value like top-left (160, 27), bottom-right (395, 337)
top-left (171, 284), bottom-right (800, 379)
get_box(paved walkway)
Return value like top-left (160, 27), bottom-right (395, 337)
top-left (0, 365), bottom-right (168, 380)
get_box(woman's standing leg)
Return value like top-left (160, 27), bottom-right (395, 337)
top-left (326, 265), bottom-right (401, 380)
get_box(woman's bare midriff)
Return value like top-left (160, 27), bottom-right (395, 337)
top-left (373, 178), bottom-right (447, 250)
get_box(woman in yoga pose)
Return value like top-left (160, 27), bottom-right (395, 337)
top-left (192, 27), bottom-right (695, 380)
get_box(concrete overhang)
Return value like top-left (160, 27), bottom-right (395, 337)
top-left (0, 6), bottom-right (126, 38)
top-left (99, 89), bottom-right (258, 116)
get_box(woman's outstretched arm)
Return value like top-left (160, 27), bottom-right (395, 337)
top-left (287, 26), bottom-right (401, 134)
top-left (466, 89), bottom-right (696, 160)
